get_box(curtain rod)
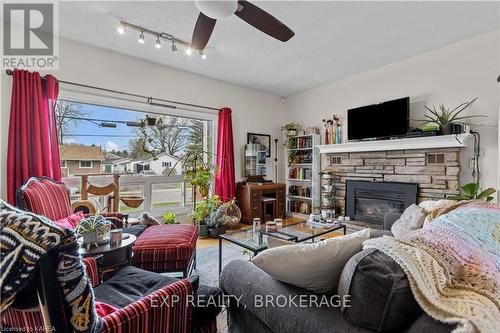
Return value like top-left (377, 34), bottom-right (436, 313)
top-left (5, 69), bottom-right (220, 111)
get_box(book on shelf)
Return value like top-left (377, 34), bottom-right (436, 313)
top-left (288, 167), bottom-right (312, 180)
top-left (287, 200), bottom-right (312, 215)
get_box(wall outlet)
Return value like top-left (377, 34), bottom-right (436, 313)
top-left (469, 157), bottom-right (476, 169)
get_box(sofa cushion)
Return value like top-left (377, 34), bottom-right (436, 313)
top-left (252, 229), bottom-right (370, 294)
top-left (339, 250), bottom-right (421, 332)
top-left (391, 204), bottom-right (426, 238)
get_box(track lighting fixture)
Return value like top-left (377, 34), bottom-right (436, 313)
top-left (117, 23), bottom-right (126, 34)
top-left (119, 20), bottom-right (208, 59)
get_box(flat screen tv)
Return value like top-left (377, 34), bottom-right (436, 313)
top-left (347, 97), bottom-right (409, 141)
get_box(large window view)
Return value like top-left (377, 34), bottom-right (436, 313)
top-left (56, 99), bottom-right (213, 215)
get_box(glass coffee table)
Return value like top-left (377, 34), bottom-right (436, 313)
top-left (218, 222), bottom-right (346, 274)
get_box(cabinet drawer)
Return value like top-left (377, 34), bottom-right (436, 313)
top-left (250, 190), bottom-right (261, 199)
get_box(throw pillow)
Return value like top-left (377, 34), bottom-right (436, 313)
top-left (391, 204), bottom-right (426, 238)
top-left (338, 250), bottom-right (421, 331)
top-left (54, 211), bottom-right (85, 229)
top-left (252, 229), bottom-right (370, 294)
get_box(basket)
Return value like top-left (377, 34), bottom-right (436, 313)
top-left (119, 196), bottom-right (144, 208)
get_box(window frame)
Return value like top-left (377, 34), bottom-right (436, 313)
top-left (79, 160), bottom-right (93, 168)
top-left (57, 90), bottom-right (218, 216)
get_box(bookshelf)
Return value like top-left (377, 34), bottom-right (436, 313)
top-left (285, 134), bottom-right (320, 218)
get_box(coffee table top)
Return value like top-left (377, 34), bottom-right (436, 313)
top-left (220, 222), bottom-right (345, 253)
top-left (78, 233), bottom-right (136, 256)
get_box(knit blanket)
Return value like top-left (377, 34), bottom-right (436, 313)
top-left (364, 201), bottom-right (500, 333)
top-left (0, 201), bottom-right (102, 333)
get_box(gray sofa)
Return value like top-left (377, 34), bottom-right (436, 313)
top-left (220, 222), bottom-right (455, 333)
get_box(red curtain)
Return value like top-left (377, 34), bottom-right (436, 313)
top-left (7, 70), bottom-right (61, 204)
top-left (214, 107), bottom-right (235, 202)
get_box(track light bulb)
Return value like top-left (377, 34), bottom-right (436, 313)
top-left (155, 36), bottom-right (161, 48)
top-left (138, 31), bottom-right (145, 44)
top-left (117, 23), bottom-right (126, 34)
top-left (185, 46), bottom-right (192, 55)
top-left (199, 49), bottom-right (207, 60)
top-left (171, 41), bottom-right (178, 53)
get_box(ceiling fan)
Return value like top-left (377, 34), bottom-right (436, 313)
top-left (192, 0), bottom-right (295, 49)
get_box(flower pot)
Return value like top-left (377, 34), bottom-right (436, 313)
top-left (82, 231), bottom-right (98, 244)
top-left (440, 123), bottom-right (463, 135)
top-left (198, 224), bottom-right (209, 238)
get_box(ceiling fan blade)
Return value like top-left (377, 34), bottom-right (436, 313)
top-left (191, 12), bottom-right (217, 49)
top-left (235, 1), bottom-right (294, 42)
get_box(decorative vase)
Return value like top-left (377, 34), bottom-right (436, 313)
top-left (330, 126), bottom-right (335, 144)
top-left (335, 125), bottom-right (341, 144)
top-left (324, 128), bottom-right (329, 144)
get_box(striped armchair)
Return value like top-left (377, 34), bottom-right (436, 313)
top-left (16, 176), bottom-right (127, 228)
top-left (2, 255), bottom-right (199, 333)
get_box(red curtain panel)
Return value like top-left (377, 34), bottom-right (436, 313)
top-left (7, 70), bottom-right (61, 204)
top-left (214, 107), bottom-right (235, 202)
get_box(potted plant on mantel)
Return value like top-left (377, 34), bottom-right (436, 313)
top-left (416, 97), bottom-right (485, 135)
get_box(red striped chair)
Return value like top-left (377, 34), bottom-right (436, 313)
top-left (2, 252), bottom-right (220, 333)
top-left (17, 177), bottom-right (127, 227)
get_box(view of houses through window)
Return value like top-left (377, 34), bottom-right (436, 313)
top-left (56, 99), bottom-right (213, 215)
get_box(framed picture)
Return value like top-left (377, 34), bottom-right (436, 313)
top-left (247, 132), bottom-right (271, 157)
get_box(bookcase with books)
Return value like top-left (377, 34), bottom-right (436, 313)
top-left (285, 134), bottom-right (320, 218)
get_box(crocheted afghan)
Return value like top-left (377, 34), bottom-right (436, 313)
top-left (364, 201), bottom-right (500, 333)
top-left (0, 201), bottom-right (102, 333)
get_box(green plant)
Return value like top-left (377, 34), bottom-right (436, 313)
top-left (162, 212), bottom-right (178, 224)
top-left (447, 182), bottom-right (496, 202)
top-left (193, 195), bottom-right (223, 225)
top-left (185, 165), bottom-right (216, 197)
top-left (281, 122), bottom-right (300, 133)
top-left (76, 215), bottom-right (107, 234)
top-left (415, 97), bottom-right (484, 127)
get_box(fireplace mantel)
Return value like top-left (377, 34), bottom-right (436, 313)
top-left (316, 133), bottom-right (472, 154)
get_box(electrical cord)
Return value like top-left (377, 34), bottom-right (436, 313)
top-left (470, 130), bottom-right (481, 184)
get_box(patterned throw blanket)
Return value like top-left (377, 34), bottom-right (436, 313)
top-left (364, 201), bottom-right (500, 333)
top-left (0, 201), bottom-right (102, 333)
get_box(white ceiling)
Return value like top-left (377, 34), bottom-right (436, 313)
top-left (59, 1), bottom-right (500, 96)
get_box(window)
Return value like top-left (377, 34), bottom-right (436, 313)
top-left (61, 161), bottom-right (67, 168)
top-left (80, 161), bottom-right (92, 168)
top-left (55, 94), bottom-right (215, 216)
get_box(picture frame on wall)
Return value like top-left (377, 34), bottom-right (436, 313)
top-left (247, 132), bottom-right (271, 157)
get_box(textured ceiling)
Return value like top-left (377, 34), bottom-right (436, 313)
top-left (59, 1), bottom-right (500, 96)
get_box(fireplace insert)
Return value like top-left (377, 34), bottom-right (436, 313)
top-left (345, 180), bottom-right (417, 225)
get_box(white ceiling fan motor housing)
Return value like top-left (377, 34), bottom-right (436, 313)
top-left (195, 1), bottom-right (238, 19)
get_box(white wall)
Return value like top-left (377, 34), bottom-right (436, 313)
top-left (285, 31), bottom-right (499, 195)
top-left (0, 37), bottom-right (286, 200)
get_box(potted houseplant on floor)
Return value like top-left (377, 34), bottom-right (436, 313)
top-left (206, 198), bottom-right (241, 238)
top-left (447, 182), bottom-right (496, 202)
top-left (415, 97), bottom-right (484, 135)
top-left (193, 196), bottom-right (222, 238)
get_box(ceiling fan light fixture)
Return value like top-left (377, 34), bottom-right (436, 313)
top-left (195, 0), bottom-right (237, 19)
top-left (155, 36), bottom-right (161, 48)
top-left (185, 46), bottom-right (192, 56)
top-left (199, 49), bottom-right (207, 60)
top-left (138, 31), bottom-right (145, 43)
top-left (171, 41), bottom-right (178, 53)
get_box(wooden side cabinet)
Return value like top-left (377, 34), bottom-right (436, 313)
top-left (236, 182), bottom-right (286, 224)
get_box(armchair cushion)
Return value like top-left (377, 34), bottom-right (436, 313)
top-left (94, 266), bottom-right (180, 308)
top-left (20, 178), bottom-right (72, 220)
top-left (54, 211), bottom-right (85, 229)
